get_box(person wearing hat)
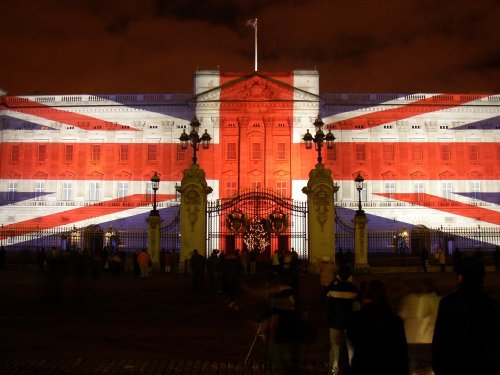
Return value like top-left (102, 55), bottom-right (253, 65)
top-left (432, 257), bottom-right (500, 375)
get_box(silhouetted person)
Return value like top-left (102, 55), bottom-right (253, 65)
top-left (432, 257), bottom-right (500, 375)
top-left (190, 249), bottom-right (206, 292)
top-left (347, 279), bottom-right (409, 375)
top-left (262, 284), bottom-right (302, 375)
top-left (221, 249), bottom-right (241, 308)
top-left (326, 265), bottom-right (358, 374)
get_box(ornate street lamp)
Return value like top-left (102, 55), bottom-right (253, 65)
top-left (355, 172), bottom-right (365, 213)
top-left (302, 116), bottom-right (335, 164)
top-left (179, 116), bottom-right (211, 165)
top-left (151, 171), bottom-right (160, 213)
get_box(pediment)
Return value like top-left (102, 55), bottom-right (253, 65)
top-left (410, 170), bottom-right (426, 179)
top-left (381, 170), bottom-right (397, 179)
top-left (6, 170), bottom-right (22, 179)
top-left (116, 170), bottom-right (132, 179)
top-left (439, 170), bottom-right (455, 179)
top-left (248, 169), bottom-right (263, 177)
top-left (88, 170), bottom-right (104, 179)
top-left (60, 170), bottom-right (75, 178)
top-left (222, 169), bottom-right (238, 176)
top-left (466, 170), bottom-right (483, 179)
top-left (196, 73), bottom-right (318, 103)
top-left (33, 170), bottom-right (48, 179)
top-left (273, 169), bottom-right (289, 177)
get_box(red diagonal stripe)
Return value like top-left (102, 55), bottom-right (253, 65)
top-left (2, 97), bottom-right (138, 131)
top-left (326, 94), bottom-right (491, 130)
top-left (0, 194), bottom-right (176, 236)
top-left (375, 193), bottom-right (500, 225)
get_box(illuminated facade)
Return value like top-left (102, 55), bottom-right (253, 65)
top-left (0, 70), bottom-right (499, 246)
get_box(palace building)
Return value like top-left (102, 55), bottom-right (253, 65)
top-left (0, 69), bottom-right (499, 249)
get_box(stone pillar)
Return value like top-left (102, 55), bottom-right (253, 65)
top-left (302, 163), bottom-right (337, 272)
top-left (146, 212), bottom-right (162, 270)
top-left (354, 210), bottom-right (370, 273)
top-left (176, 164), bottom-right (213, 273)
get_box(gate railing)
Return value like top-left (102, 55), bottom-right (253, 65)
top-left (207, 188), bottom-right (308, 259)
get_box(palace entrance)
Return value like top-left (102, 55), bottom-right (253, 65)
top-left (206, 189), bottom-right (308, 258)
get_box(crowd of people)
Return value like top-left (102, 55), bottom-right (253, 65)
top-left (2, 244), bottom-right (499, 374)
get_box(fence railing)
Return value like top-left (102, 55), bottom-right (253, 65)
top-left (1, 222), bottom-right (498, 260)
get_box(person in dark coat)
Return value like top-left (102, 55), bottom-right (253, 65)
top-left (347, 279), bottom-right (409, 375)
top-left (221, 249), bottom-right (242, 309)
top-left (432, 257), bottom-right (500, 375)
top-left (190, 249), bottom-right (206, 292)
top-left (326, 265), bottom-right (358, 374)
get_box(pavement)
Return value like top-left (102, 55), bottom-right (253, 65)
top-left (0, 261), bottom-right (499, 375)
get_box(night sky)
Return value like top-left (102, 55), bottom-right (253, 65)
top-left (2, 0), bottom-right (499, 95)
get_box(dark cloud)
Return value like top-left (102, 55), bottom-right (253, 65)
top-left (1, 0), bottom-right (499, 94)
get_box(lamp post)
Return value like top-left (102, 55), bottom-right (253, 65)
top-left (355, 173), bottom-right (364, 213)
top-left (179, 116), bottom-right (211, 165)
top-left (151, 171), bottom-right (160, 214)
top-left (302, 116), bottom-right (335, 164)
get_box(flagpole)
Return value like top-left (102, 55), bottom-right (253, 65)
top-left (254, 18), bottom-right (258, 71)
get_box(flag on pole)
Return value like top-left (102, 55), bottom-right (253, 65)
top-left (246, 18), bottom-right (257, 29)
top-left (246, 18), bottom-right (258, 71)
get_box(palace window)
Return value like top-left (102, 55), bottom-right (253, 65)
top-left (147, 144), bottom-right (158, 161)
top-left (64, 145), bottom-right (74, 162)
top-left (355, 144), bottom-right (366, 161)
top-left (176, 145), bottom-right (186, 161)
top-left (441, 182), bottom-right (452, 200)
top-left (276, 143), bottom-right (286, 160)
top-left (62, 181), bottom-right (73, 201)
top-left (412, 144), bottom-right (423, 162)
top-left (276, 181), bottom-right (287, 196)
top-left (118, 181), bottom-right (129, 201)
top-left (384, 181), bottom-right (396, 200)
top-left (468, 144), bottom-right (478, 161)
top-left (89, 182), bottom-right (101, 202)
top-left (38, 145), bottom-right (47, 162)
top-left (470, 181), bottom-right (481, 201)
top-left (251, 181), bottom-right (262, 189)
top-left (226, 142), bottom-right (237, 160)
top-left (440, 144), bottom-right (451, 161)
top-left (326, 144), bottom-right (337, 162)
top-left (91, 144), bottom-right (101, 162)
top-left (251, 143), bottom-right (261, 160)
top-left (226, 181), bottom-right (237, 197)
top-left (11, 145), bottom-right (20, 162)
top-left (34, 181), bottom-right (45, 201)
top-left (119, 144), bottom-right (129, 162)
top-left (383, 144), bottom-right (394, 162)
top-left (413, 182), bottom-right (425, 202)
top-left (8, 181), bottom-right (18, 201)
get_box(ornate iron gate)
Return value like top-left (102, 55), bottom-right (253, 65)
top-left (207, 189), bottom-right (308, 259)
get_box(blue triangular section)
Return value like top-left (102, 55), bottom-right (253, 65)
top-left (335, 206), bottom-right (415, 230)
top-left (0, 192), bottom-right (54, 206)
top-left (454, 192), bottom-right (500, 205)
top-left (93, 94), bottom-right (193, 119)
top-left (0, 115), bottom-right (58, 130)
top-left (96, 204), bottom-right (180, 230)
top-left (452, 115), bottom-right (500, 130)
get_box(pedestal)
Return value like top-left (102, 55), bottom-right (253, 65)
top-left (302, 163), bottom-right (337, 273)
top-left (146, 211), bottom-right (162, 270)
top-left (176, 164), bottom-right (212, 272)
top-left (354, 210), bottom-right (370, 273)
